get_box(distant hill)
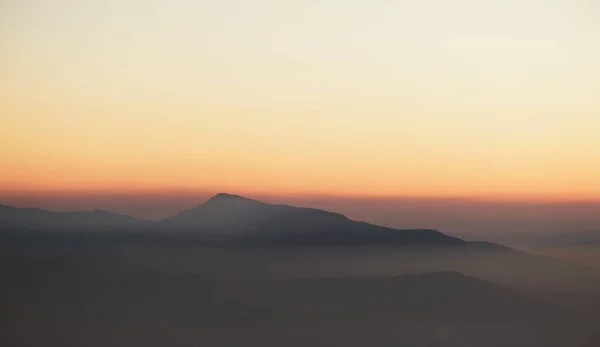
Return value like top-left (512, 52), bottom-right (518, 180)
top-left (2, 266), bottom-right (581, 347)
top-left (572, 239), bottom-right (600, 246)
top-left (0, 204), bottom-right (143, 231)
top-left (237, 271), bottom-right (567, 323)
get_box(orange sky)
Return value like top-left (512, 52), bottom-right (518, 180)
top-left (2, 0), bottom-right (600, 200)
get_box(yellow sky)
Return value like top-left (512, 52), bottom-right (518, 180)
top-left (2, 0), bottom-right (600, 199)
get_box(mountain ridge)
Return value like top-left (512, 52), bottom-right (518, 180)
top-left (159, 192), bottom-right (470, 247)
top-left (0, 203), bottom-right (142, 230)
top-left (0, 193), bottom-right (513, 250)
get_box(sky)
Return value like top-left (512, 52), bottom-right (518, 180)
top-left (2, 0), bottom-right (600, 205)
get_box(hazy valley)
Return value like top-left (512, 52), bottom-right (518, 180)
top-left (3, 194), bottom-right (600, 346)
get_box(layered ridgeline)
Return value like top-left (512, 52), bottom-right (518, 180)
top-left (0, 204), bottom-right (143, 231)
top-left (1, 270), bottom-right (583, 347)
top-left (1, 193), bottom-right (496, 249)
top-left (160, 193), bottom-right (476, 247)
top-left (1, 194), bottom-right (597, 306)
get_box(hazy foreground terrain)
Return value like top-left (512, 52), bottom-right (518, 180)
top-left (2, 194), bottom-right (600, 346)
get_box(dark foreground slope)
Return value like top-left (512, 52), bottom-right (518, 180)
top-left (1, 249), bottom-right (588, 347)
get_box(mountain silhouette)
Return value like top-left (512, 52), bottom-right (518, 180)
top-left (0, 204), bottom-right (143, 231)
top-left (1, 196), bottom-right (597, 346)
top-left (161, 193), bottom-right (469, 247)
top-left (0, 194), bottom-right (519, 249)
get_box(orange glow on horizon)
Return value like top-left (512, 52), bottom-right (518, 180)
top-left (3, 1), bottom-right (600, 201)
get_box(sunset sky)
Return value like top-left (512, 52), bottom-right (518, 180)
top-left (2, 0), bottom-right (600, 202)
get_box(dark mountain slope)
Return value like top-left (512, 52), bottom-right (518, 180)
top-left (161, 193), bottom-right (469, 247)
top-left (1, 264), bottom-right (585, 347)
top-left (238, 271), bottom-right (568, 323)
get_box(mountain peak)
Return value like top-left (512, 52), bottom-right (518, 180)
top-left (202, 193), bottom-right (262, 208)
top-left (213, 192), bottom-right (247, 199)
